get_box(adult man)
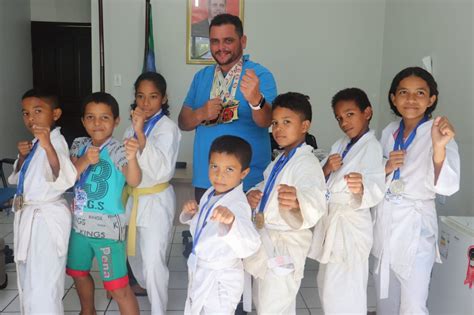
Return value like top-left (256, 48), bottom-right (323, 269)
top-left (191, 0), bottom-right (227, 59)
top-left (179, 13), bottom-right (277, 202)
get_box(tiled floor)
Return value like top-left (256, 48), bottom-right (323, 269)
top-left (0, 212), bottom-right (377, 314)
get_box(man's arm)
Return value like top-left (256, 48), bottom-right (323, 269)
top-left (240, 69), bottom-right (274, 128)
top-left (178, 98), bottom-right (222, 131)
top-left (250, 99), bottom-right (272, 128)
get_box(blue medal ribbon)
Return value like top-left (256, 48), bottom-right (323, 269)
top-left (16, 140), bottom-right (39, 196)
top-left (392, 116), bottom-right (429, 180)
top-left (134, 110), bottom-right (164, 138)
top-left (191, 190), bottom-right (220, 255)
top-left (340, 129), bottom-right (369, 160)
top-left (258, 143), bottom-right (303, 214)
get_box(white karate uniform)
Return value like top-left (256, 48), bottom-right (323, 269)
top-left (8, 127), bottom-right (76, 315)
top-left (308, 130), bottom-right (385, 315)
top-left (123, 115), bottom-right (181, 314)
top-left (180, 184), bottom-right (260, 314)
top-left (244, 144), bottom-right (326, 315)
top-left (371, 119), bottom-right (460, 315)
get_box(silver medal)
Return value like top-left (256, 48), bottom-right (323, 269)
top-left (389, 179), bottom-right (405, 195)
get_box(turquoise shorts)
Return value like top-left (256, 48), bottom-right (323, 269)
top-left (66, 230), bottom-right (128, 291)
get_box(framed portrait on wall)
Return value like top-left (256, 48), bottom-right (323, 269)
top-left (186, 0), bottom-right (244, 64)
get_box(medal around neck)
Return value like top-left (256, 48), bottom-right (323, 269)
top-left (389, 179), bottom-right (405, 195)
top-left (255, 212), bottom-right (264, 229)
top-left (13, 194), bottom-right (24, 211)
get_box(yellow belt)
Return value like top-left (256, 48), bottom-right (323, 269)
top-left (122, 182), bottom-right (170, 256)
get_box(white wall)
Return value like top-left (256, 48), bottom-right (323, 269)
top-left (0, 0), bottom-right (32, 159)
top-left (30, 0), bottom-right (91, 22)
top-left (378, 0), bottom-right (474, 216)
top-left (91, 0), bottom-right (386, 163)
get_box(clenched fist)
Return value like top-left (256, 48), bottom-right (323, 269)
top-left (210, 205), bottom-right (235, 225)
top-left (247, 190), bottom-right (263, 209)
top-left (182, 200), bottom-right (199, 216)
top-left (124, 138), bottom-right (139, 161)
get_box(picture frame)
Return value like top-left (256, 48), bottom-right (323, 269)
top-left (186, 0), bottom-right (244, 64)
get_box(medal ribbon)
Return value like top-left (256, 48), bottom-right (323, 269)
top-left (392, 116), bottom-right (428, 180)
top-left (340, 128), bottom-right (370, 160)
top-left (258, 143), bottom-right (302, 214)
top-left (191, 190), bottom-right (223, 255)
top-left (134, 110), bottom-right (164, 138)
top-left (16, 140), bottom-right (39, 196)
top-left (211, 57), bottom-right (244, 102)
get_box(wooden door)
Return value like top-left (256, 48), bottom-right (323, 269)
top-left (31, 21), bottom-right (92, 146)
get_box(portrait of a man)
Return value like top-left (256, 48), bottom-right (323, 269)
top-left (187, 0), bottom-right (243, 64)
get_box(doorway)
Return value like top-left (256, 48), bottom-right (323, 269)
top-left (31, 21), bottom-right (92, 146)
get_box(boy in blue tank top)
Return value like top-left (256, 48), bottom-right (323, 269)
top-left (66, 92), bottom-right (141, 315)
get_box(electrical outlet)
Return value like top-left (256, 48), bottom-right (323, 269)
top-left (113, 74), bottom-right (122, 86)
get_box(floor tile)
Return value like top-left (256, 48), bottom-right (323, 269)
top-left (296, 291), bottom-right (307, 308)
top-left (304, 258), bottom-right (319, 271)
top-left (0, 223), bottom-right (13, 238)
top-left (309, 308), bottom-right (324, 315)
top-left (107, 295), bottom-right (150, 311)
top-left (367, 285), bottom-right (377, 308)
top-left (3, 272), bottom-right (17, 290)
top-left (167, 256), bottom-right (187, 272)
top-left (3, 232), bottom-right (13, 244)
top-left (300, 287), bottom-right (322, 309)
top-left (169, 243), bottom-right (185, 257)
top-left (301, 269), bottom-right (317, 288)
top-left (2, 294), bottom-right (19, 312)
top-left (172, 230), bottom-right (187, 244)
top-left (169, 271), bottom-right (188, 289)
top-left (62, 288), bottom-right (110, 311)
top-left (0, 290), bottom-right (18, 311)
top-left (167, 288), bottom-right (186, 311)
top-left (174, 225), bottom-right (188, 233)
top-left (0, 214), bottom-right (14, 224)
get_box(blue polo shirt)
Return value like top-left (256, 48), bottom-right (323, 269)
top-left (183, 55), bottom-right (277, 190)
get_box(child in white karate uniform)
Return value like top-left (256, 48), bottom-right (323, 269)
top-left (122, 72), bottom-right (181, 314)
top-left (372, 67), bottom-right (460, 314)
top-left (180, 135), bottom-right (261, 314)
top-left (308, 88), bottom-right (385, 315)
top-left (245, 92), bottom-right (326, 315)
top-left (9, 88), bottom-right (77, 314)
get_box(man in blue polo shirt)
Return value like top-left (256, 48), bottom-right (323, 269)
top-left (179, 13), bottom-right (277, 201)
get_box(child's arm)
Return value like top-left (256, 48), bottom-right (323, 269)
top-left (278, 157), bottom-right (327, 230)
top-left (323, 153), bottom-right (343, 178)
top-left (71, 147), bottom-right (100, 179)
top-left (131, 107), bottom-right (147, 152)
top-left (345, 142), bottom-right (386, 210)
top-left (431, 116), bottom-right (456, 185)
top-left (277, 184), bottom-right (304, 224)
top-left (211, 206), bottom-right (235, 227)
top-left (217, 202), bottom-right (261, 258)
top-left (123, 138), bottom-right (142, 187)
top-left (15, 141), bottom-right (32, 172)
top-left (385, 150), bottom-right (405, 176)
top-left (246, 190), bottom-right (263, 209)
top-left (344, 172), bottom-right (363, 195)
top-left (34, 126), bottom-right (60, 178)
top-left (180, 200), bottom-right (199, 224)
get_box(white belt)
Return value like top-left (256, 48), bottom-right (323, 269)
top-left (327, 191), bottom-right (352, 204)
top-left (264, 223), bottom-right (292, 231)
top-left (197, 257), bottom-right (241, 270)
